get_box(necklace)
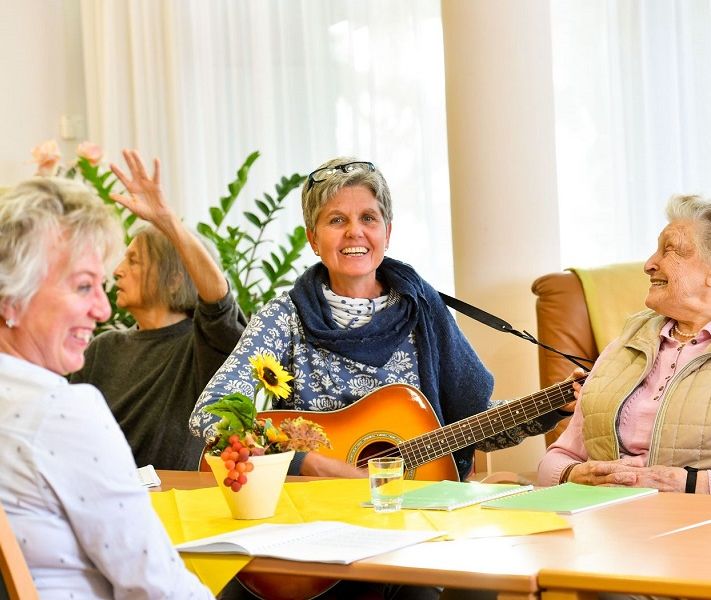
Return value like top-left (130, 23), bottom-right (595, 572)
top-left (672, 323), bottom-right (700, 340)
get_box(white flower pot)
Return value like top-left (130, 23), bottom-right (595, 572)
top-left (205, 450), bottom-right (294, 519)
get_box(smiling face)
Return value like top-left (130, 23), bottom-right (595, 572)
top-left (306, 185), bottom-right (392, 298)
top-left (9, 242), bottom-right (110, 375)
top-left (644, 219), bottom-right (711, 329)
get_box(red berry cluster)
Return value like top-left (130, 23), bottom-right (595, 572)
top-left (220, 434), bottom-right (255, 492)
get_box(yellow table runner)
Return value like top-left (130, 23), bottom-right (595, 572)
top-left (151, 479), bottom-right (570, 595)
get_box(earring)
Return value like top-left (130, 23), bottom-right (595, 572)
top-left (5, 318), bottom-right (15, 329)
top-left (314, 249), bottom-right (320, 256)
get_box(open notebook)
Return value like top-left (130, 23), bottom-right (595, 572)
top-left (175, 521), bottom-right (444, 564)
top-left (481, 482), bottom-right (658, 514)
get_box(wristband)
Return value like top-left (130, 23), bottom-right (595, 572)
top-left (559, 462), bottom-right (579, 484)
top-left (684, 466), bottom-right (699, 494)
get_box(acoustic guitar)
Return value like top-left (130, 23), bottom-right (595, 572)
top-left (261, 376), bottom-right (584, 480)
top-left (237, 376), bottom-right (584, 600)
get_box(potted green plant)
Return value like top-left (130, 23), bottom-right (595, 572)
top-left (197, 151), bottom-right (307, 319)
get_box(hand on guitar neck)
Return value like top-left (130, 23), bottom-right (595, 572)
top-left (300, 451), bottom-right (368, 478)
top-left (562, 367), bottom-right (587, 414)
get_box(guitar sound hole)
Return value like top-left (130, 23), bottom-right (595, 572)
top-left (357, 441), bottom-right (398, 465)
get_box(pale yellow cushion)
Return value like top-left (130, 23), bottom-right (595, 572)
top-left (569, 262), bottom-right (649, 352)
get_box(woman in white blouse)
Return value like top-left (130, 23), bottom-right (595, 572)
top-left (0, 177), bottom-right (213, 599)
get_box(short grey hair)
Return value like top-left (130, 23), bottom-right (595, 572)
top-left (665, 194), bottom-right (711, 262)
top-left (301, 157), bottom-right (393, 231)
top-left (131, 224), bottom-right (218, 313)
top-left (0, 177), bottom-right (123, 313)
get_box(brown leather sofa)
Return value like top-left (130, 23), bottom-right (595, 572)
top-left (531, 272), bottom-right (597, 387)
top-left (531, 271), bottom-right (598, 446)
top-left (531, 265), bottom-right (649, 445)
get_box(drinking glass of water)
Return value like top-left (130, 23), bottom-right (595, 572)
top-left (368, 457), bottom-right (404, 512)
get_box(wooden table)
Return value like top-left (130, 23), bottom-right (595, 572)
top-left (156, 470), bottom-right (711, 599)
top-left (538, 494), bottom-right (711, 599)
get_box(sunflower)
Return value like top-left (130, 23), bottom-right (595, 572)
top-left (249, 353), bottom-right (294, 399)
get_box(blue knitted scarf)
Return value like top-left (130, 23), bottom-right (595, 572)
top-left (289, 256), bottom-right (499, 479)
top-left (290, 257), bottom-right (446, 414)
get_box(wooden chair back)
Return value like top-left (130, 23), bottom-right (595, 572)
top-left (0, 503), bottom-right (38, 600)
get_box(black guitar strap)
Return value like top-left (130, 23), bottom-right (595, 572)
top-left (438, 291), bottom-right (592, 371)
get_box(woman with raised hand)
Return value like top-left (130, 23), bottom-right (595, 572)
top-left (0, 177), bottom-right (213, 598)
top-left (71, 149), bottom-right (247, 470)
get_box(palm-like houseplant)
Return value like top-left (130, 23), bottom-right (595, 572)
top-left (197, 151), bottom-right (307, 319)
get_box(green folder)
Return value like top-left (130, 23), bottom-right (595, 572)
top-left (397, 480), bottom-right (533, 511)
top-left (481, 482), bottom-right (658, 514)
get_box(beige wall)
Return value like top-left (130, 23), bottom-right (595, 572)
top-left (0, 0), bottom-right (84, 185)
top-left (442, 0), bottom-right (563, 473)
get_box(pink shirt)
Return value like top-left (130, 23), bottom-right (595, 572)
top-left (537, 319), bottom-right (711, 492)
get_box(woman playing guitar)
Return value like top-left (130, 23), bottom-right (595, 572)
top-left (190, 157), bottom-right (575, 599)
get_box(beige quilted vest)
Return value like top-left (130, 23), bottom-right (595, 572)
top-left (581, 310), bottom-right (711, 468)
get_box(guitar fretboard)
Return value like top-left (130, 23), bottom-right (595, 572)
top-left (398, 376), bottom-right (585, 471)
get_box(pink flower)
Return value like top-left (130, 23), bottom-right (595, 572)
top-left (76, 141), bottom-right (103, 166)
top-left (30, 140), bottom-right (62, 176)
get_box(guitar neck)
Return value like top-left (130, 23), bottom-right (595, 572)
top-left (398, 376), bottom-right (586, 471)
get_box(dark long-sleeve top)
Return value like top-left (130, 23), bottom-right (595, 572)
top-left (71, 292), bottom-right (246, 470)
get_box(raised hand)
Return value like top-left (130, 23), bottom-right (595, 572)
top-left (110, 148), bottom-right (229, 303)
top-left (110, 149), bottom-right (173, 228)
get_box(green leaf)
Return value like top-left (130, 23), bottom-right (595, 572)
top-left (254, 199), bottom-right (270, 217)
top-left (210, 207), bottom-right (224, 227)
top-left (262, 261), bottom-right (277, 281)
top-left (244, 212), bottom-right (262, 228)
top-left (263, 193), bottom-right (276, 209)
top-left (204, 392), bottom-right (257, 435)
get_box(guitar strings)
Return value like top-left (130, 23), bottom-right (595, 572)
top-left (354, 446), bottom-right (404, 469)
top-left (399, 379), bottom-right (580, 466)
top-left (351, 376), bottom-right (584, 472)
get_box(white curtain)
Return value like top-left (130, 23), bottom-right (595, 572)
top-left (550, 0), bottom-right (711, 268)
top-left (79, 0), bottom-right (452, 288)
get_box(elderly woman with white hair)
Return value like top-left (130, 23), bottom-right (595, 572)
top-left (0, 177), bottom-right (213, 598)
top-left (539, 194), bottom-right (711, 494)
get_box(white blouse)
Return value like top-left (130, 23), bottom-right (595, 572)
top-left (0, 353), bottom-right (213, 599)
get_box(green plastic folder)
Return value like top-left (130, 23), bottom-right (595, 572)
top-left (397, 480), bottom-right (533, 511)
top-left (481, 482), bottom-right (658, 514)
